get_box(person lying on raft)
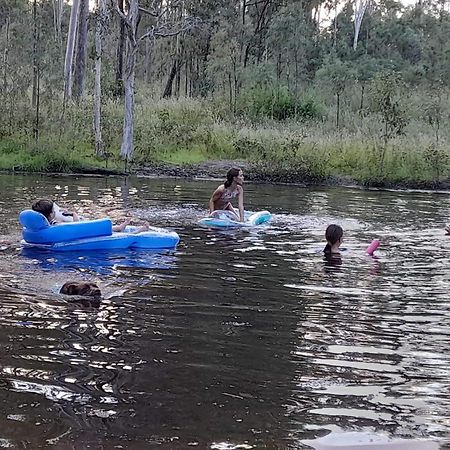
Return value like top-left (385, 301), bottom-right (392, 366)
top-left (32, 199), bottom-right (80, 224)
top-left (32, 199), bottom-right (148, 233)
top-left (209, 167), bottom-right (245, 222)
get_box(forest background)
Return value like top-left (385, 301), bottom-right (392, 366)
top-left (1, 0), bottom-right (450, 186)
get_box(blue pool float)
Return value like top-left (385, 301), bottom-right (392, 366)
top-left (19, 210), bottom-right (180, 251)
top-left (199, 210), bottom-right (272, 228)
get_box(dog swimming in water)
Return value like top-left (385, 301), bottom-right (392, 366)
top-left (59, 281), bottom-right (102, 307)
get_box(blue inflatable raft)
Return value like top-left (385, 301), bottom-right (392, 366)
top-left (199, 210), bottom-right (272, 228)
top-left (19, 210), bottom-right (180, 251)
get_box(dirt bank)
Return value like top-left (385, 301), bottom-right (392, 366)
top-left (6, 160), bottom-right (450, 191)
top-left (132, 160), bottom-right (450, 190)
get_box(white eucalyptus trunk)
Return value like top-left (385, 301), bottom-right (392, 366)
top-left (119, 0), bottom-right (139, 161)
top-left (353, 0), bottom-right (369, 50)
top-left (64, 0), bottom-right (80, 101)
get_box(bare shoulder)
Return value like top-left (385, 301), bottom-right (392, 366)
top-left (213, 184), bottom-right (225, 194)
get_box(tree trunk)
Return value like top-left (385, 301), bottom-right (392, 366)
top-left (359, 83), bottom-right (365, 113)
top-left (52, 0), bottom-right (63, 41)
top-left (336, 92), bottom-right (340, 128)
top-left (175, 60), bottom-right (181, 98)
top-left (228, 73), bottom-right (233, 111)
top-left (175, 35), bottom-right (181, 98)
top-left (333, 0), bottom-right (338, 47)
top-left (32, 0), bottom-right (40, 139)
top-left (64, 0), bottom-right (80, 101)
top-left (115, 0), bottom-right (126, 97)
top-left (185, 58), bottom-right (189, 97)
top-left (120, 39), bottom-right (137, 161)
top-left (32, 0), bottom-right (38, 108)
top-left (73, 0), bottom-right (89, 100)
top-left (34, 66), bottom-right (40, 140)
top-left (144, 38), bottom-right (152, 84)
top-left (3, 16), bottom-right (9, 94)
top-left (94, 0), bottom-right (106, 157)
top-left (162, 60), bottom-right (177, 98)
top-left (353, 0), bottom-right (369, 50)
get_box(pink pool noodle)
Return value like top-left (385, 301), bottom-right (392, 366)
top-left (366, 239), bottom-right (380, 255)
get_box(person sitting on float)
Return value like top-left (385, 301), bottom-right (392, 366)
top-left (209, 167), bottom-right (244, 222)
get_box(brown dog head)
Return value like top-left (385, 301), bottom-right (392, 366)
top-left (60, 282), bottom-right (102, 298)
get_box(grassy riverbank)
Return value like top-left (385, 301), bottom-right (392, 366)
top-left (1, 93), bottom-right (450, 187)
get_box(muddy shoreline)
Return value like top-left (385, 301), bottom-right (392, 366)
top-left (133, 161), bottom-right (450, 191)
top-left (4, 160), bottom-right (450, 191)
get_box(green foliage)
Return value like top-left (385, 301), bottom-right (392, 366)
top-left (424, 144), bottom-right (449, 180)
top-left (237, 87), bottom-right (322, 121)
top-left (369, 71), bottom-right (408, 145)
top-left (316, 57), bottom-right (357, 94)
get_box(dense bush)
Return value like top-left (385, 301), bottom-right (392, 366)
top-left (237, 87), bottom-right (323, 121)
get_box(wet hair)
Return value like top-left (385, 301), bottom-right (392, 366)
top-left (32, 199), bottom-right (54, 221)
top-left (324, 224), bottom-right (343, 254)
top-left (60, 282), bottom-right (102, 298)
top-left (224, 167), bottom-right (241, 188)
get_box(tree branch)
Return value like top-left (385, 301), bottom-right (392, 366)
top-left (115, 1), bottom-right (130, 26)
top-left (139, 17), bottom-right (201, 41)
top-left (139, 6), bottom-right (158, 17)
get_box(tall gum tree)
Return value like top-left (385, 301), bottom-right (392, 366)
top-left (63, 0), bottom-right (80, 101)
top-left (115, 0), bottom-right (199, 162)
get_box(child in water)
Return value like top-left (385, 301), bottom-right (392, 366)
top-left (209, 167), bottom-right (244, 222)
top-left (32, 199), bottom-right (146, 232)
top-left (324, 224), bottom-right (344, 255)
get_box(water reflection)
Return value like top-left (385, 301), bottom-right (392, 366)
top-left (20, 248), bottom-right (178, 276)
top-left (0, 174), bottom-right (449, 448)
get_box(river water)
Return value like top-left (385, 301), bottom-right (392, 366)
top-left (0, 173), bottom-right (449, 449)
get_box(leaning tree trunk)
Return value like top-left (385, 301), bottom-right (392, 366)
top-left (64, 0), bottom-right (80, 101)
top-left (163, 60), bottom-right (177, 98)
top-left (73, 0), bottom-right (89, 100)
top-left (93, 0), bottom-right (106, 156)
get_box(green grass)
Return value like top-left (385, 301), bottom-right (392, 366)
top-left (0, 92), bottom-right (449, 186)
top-left (157, 147), bottom-right (209, 165)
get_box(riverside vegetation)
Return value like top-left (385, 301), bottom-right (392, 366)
top-left (1, 0), bottom-right (450, 187)
top-left (2, 85), bottom-right (449, 187)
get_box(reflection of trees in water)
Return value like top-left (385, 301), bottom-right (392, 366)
top-left (2, 175), bottom-right (450, 446)
top-left (119, 228), bottom-right (300, 447)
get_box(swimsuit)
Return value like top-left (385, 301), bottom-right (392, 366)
top-left (220, 188), bottom-right (239, 203)
top-left (214, 188), bottom-right (239, 211)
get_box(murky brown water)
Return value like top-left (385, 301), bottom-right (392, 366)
top-left (0, 174), bottom-right (449, 449)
